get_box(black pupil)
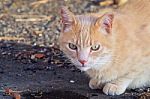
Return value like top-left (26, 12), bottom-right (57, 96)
top-left (69, 43), bottom-right (77, 50)
top-left (91, 45), bottom-right (100, 51)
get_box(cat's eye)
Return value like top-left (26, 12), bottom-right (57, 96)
top-left (91, 44), bottom-right (100, 51)
top-left (68, 43), bottom-right (77, 50)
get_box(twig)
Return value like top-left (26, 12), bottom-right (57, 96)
top-left (0, 88), bottom-right (22, 99)
top-left (13, 14), bottom-right (52, 22)
top-left (31, 0), bottom-right (49, 8)
top-left (0, 37), bottom-right (24, 41)
top-left (0, 90), bottom-right (22, 93)
top-left (15, 17), bottom-right (50, 22)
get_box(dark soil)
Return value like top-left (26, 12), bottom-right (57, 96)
top-left (0, 41), bottom-right (149, 99)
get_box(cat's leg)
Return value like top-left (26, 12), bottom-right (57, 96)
top-left (102, 70), bottom-right (143, 95)
top-left (87, 69), bottom-right (104, 89)
top-left (89, 78), bottom-right (104, 89)
top-left (103, 77), bottom-right (132, 95)
top-left (102, 67), bottom-right (143, 95)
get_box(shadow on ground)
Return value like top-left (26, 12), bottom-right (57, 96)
top-left (0, 41), bottom-right (147, 99)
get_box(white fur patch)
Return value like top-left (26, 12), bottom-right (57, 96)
top-left (90, 54), bottom-right (112, 70)
top-left (71, 50), bottom-right (112, 71)
top-left (78, 48), bottom-right (91, 62)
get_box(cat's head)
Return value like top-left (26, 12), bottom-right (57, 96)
top-left (59, 7), bottom-right (114, 71)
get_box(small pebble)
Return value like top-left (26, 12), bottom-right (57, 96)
top-left (147, 88), bottom-right (150, 92)
top-left (70, 80), bottom-right (75, 83)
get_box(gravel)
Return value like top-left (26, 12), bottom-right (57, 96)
top-left (0, 0), bottom-right (103, 48)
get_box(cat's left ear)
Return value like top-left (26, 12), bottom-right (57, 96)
top-left (96, 13), bottom-right (114, 35)
top-left (60, 6), bottom-right (76, 32)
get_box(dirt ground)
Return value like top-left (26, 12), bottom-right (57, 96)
top-left (0, 0), bottom-right (103, 47)
top-left (0, 0), bottom-right (150, 99)
top-left (0, 41), bottom-right (143, 99)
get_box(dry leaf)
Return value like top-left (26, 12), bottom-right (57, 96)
top-left (93, 0), bottom-right (128, 7)
top-left (99, 0), bottom-right (114, 6)
top-left (115, 0), bottom-right (128, 6)
top-left (5, 88), bottom-right (21, 99)
top-left (13, 93), bottom-right (21, 99)
top-left (34, 53), bottom-right (45, 59)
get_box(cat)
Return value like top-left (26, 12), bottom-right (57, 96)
top-left (59, 0), bottom-right (150, 95)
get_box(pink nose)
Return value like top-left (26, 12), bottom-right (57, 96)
top-left (79, 60), bottom-right (87, 65)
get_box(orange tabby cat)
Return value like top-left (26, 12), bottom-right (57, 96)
top-left (59, 0), bottom-right (150, 95)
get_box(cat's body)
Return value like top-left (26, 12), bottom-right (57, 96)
top-left (59, 0), bottom-right (150, 95)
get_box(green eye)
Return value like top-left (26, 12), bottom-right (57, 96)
top-left (91, 44), bottom-right (100, 51)
top-left (68, 43), bottom-right (77, 50)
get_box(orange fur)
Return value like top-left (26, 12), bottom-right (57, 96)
top-left (59, 0), bottom-right (150, 95)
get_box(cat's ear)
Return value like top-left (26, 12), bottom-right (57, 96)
top-left (96, 13), bottom-right (114, 35)
top-left (60, 6), bottom-right (76, 32)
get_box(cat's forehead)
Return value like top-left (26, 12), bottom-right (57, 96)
top-left (74, 15), bottom-right (99, 37)
top-left (72, 15), bottom-right (100, 47)
top-left (76, 15), bottom-right (98, 25)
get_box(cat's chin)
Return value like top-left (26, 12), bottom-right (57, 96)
top-left (76, 66), bottom-right (91, 71)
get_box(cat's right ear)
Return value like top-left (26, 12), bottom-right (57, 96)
top-left (60, 6), bottom-right (76, 32)
top-left (95, 13), bottom-right (114, 35)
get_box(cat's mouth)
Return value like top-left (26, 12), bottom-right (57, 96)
top-left (76, 65), bottom-right (91, 71)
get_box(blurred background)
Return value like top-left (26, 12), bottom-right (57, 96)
top-left (0, 0), bottom-right (128, 48)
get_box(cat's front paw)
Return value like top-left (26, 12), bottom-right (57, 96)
top-left (103, 83), bottom-right (126, 95)
top-left (89, 78), bottom-right (103, 89)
